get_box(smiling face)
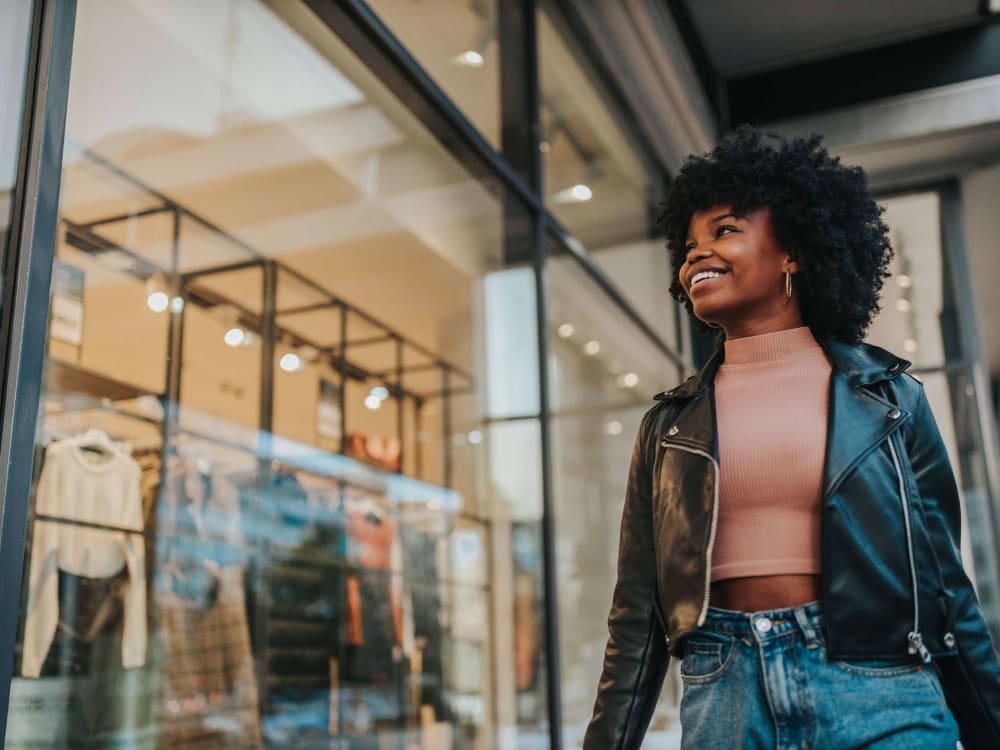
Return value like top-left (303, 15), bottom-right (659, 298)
top-left (679, 203), bottom-right (804, 339)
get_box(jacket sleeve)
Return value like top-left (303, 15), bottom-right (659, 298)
top-left (583, 405), bottom-right (670, 749)
top-left (907, 382), bottom-right (1000, 749)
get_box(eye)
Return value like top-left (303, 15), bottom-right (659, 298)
top-left (716, 225), bottom-right (737, 237)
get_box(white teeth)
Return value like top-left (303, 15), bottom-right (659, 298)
top-left (691, 270), bottom-right (726, 286)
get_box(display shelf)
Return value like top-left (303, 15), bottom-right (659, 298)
top-left (45, 358), bottom-right (163, 403)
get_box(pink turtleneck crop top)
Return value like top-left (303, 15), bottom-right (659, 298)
top-left (710, 325), bottom-right (832, 582)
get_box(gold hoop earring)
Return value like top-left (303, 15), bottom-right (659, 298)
top-left (785, 270), bottom-right (792, 302)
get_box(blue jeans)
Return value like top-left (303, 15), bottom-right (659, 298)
top-left (678, 600), bottom-right (961, 749)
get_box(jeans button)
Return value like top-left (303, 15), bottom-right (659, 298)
top-left (754, 616), bottom-right (772, 633)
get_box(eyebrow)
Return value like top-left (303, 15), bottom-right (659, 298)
top-left (686, 212), bottom-right (739, 242)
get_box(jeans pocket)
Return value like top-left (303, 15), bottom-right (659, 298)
top-left (830, 656), bottom-right (923, 677)
top-left (680, 632), bottom-right (736, 684)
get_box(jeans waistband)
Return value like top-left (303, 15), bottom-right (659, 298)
top-left (698, 599), bottom-right (823, 644)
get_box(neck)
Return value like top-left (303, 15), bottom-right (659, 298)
top-left (723, 313), bottom-right (805, 340)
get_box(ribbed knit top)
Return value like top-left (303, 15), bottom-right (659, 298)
top-left (710, 325), bottom-right (832, 582)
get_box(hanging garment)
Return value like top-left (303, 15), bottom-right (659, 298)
top-left (341, 501), bottom-right (412, 742)
top-left (22, 439), bottom-right (146, 679)
top-left (238, 471), bottom-right (346, 746)
top-left (157, 567), bottom-right (262, 749)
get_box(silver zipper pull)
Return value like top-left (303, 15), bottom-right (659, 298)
top-left (907, 631), bottom-right (932, 664)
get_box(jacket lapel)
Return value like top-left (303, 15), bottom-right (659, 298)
top-left (818, 337), bottom-right (915, 500)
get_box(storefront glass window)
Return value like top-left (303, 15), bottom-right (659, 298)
top-left (4, 2), bottom-right (540, 748)
top-left (366, 0), bottom-right (501, 149)
top-left (546, 247), bottom-right (686, 746)
top-left (0, 1), bottom-right (34, 287)
top-left (537, 6), bottom-right (676, 349)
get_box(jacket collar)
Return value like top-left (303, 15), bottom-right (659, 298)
top-left (654, 332), bottom-right (912, 402)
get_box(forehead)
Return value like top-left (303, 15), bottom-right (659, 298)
top-left (687, 204), bottom-right (768, 234)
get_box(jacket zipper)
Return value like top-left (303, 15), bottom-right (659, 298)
top-left (886, 432), bottom-right (931, 663)
top-left (660, 439), bottom-right (720, 629)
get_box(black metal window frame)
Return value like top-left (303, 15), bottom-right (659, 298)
top-left (0, 0), bottom-right (687, 747)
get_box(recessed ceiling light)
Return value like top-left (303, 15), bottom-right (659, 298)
top-left (224, 328), bottom-right (245, 347)
top-left (280, 353), bottom-right (304, 372)
top-left (146, 292), bottom-right (168, 313)
top-left (455, 50), bottom-right (484, 67)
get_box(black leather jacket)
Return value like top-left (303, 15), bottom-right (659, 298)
top-left (584, 334), bottom-right (1000, 749)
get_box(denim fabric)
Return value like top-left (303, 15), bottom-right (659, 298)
top-left (679, 600), bottom-right (961, 749)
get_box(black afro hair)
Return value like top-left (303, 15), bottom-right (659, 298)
top-left (658, 123), bottom-right (894, 345)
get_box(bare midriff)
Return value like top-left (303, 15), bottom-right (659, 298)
top-left (710, 574), bottom-right (822, 613)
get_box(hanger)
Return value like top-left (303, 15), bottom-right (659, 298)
top-left (68, 427), bottom-right (121, 458)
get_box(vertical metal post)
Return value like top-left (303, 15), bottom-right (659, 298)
top-left (259, 260), bottom-right (277, 465)
top-left (442, 366), bottom-right (452, 488)
top-left (0, 0), bottom-right (76, 742)
top-left (500, 0), bottom-right (564, 745)
top-left (395, 334), bottom-right (404, 474)
top-left (338, 303), bottom-right (347, 454)
top-left (161, 207), bottom-right (184, 449)
top-left (415, 398), bottom-right (424, 480)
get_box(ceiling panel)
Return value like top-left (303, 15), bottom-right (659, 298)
top-left (682, 0), bottom-right (982, 77)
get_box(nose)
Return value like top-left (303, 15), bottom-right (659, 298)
top-left (685, 245), bottom-right (715, 268)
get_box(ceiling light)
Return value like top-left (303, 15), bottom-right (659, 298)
top-left (147, 292), bottom-right (168, 313)
top-left (145, 273), bottom-right (169, 313)
top-left (896, 299), bottom-right (911, 312)
top-left (369, 385), bottom-right (389, 401)
top-left (620, 372), bottom-right (639, 388)
top-left (896, 274), bottom-right (911, 288)
top-left (279, 353), bottom-right (304, 372)
top-left (467, 430), bottom-right (482, 445)
top-left (169, 296), bottom-right (185, 314)
top-left (605, 420), bottom-right (623, 436)
top-left (552, 183), bottom-right (594, 204)
top-left (224, 328), bottom-right (245, 347)
top-left (903, 338), bottom-right (918, 353)
top-left (583, 340), bottom-right (600, 356)
top-left (557, 323), bottom-right (574, 338)
top-left (365, 395), bottom-right (382, 410)
top-left (455, 50), bottom-right (484, 67)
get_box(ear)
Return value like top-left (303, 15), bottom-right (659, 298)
top-left (783, 256), bottom-right (800, 274)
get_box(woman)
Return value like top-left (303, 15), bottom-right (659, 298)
top-left (584, 125), bottom-right (1000, 749)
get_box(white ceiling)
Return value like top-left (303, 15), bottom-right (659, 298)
top-left (682, 0), bottom-right (983, 77)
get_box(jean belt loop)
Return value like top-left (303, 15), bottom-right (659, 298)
top-left (793, 606), bottom-right (818, 645)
